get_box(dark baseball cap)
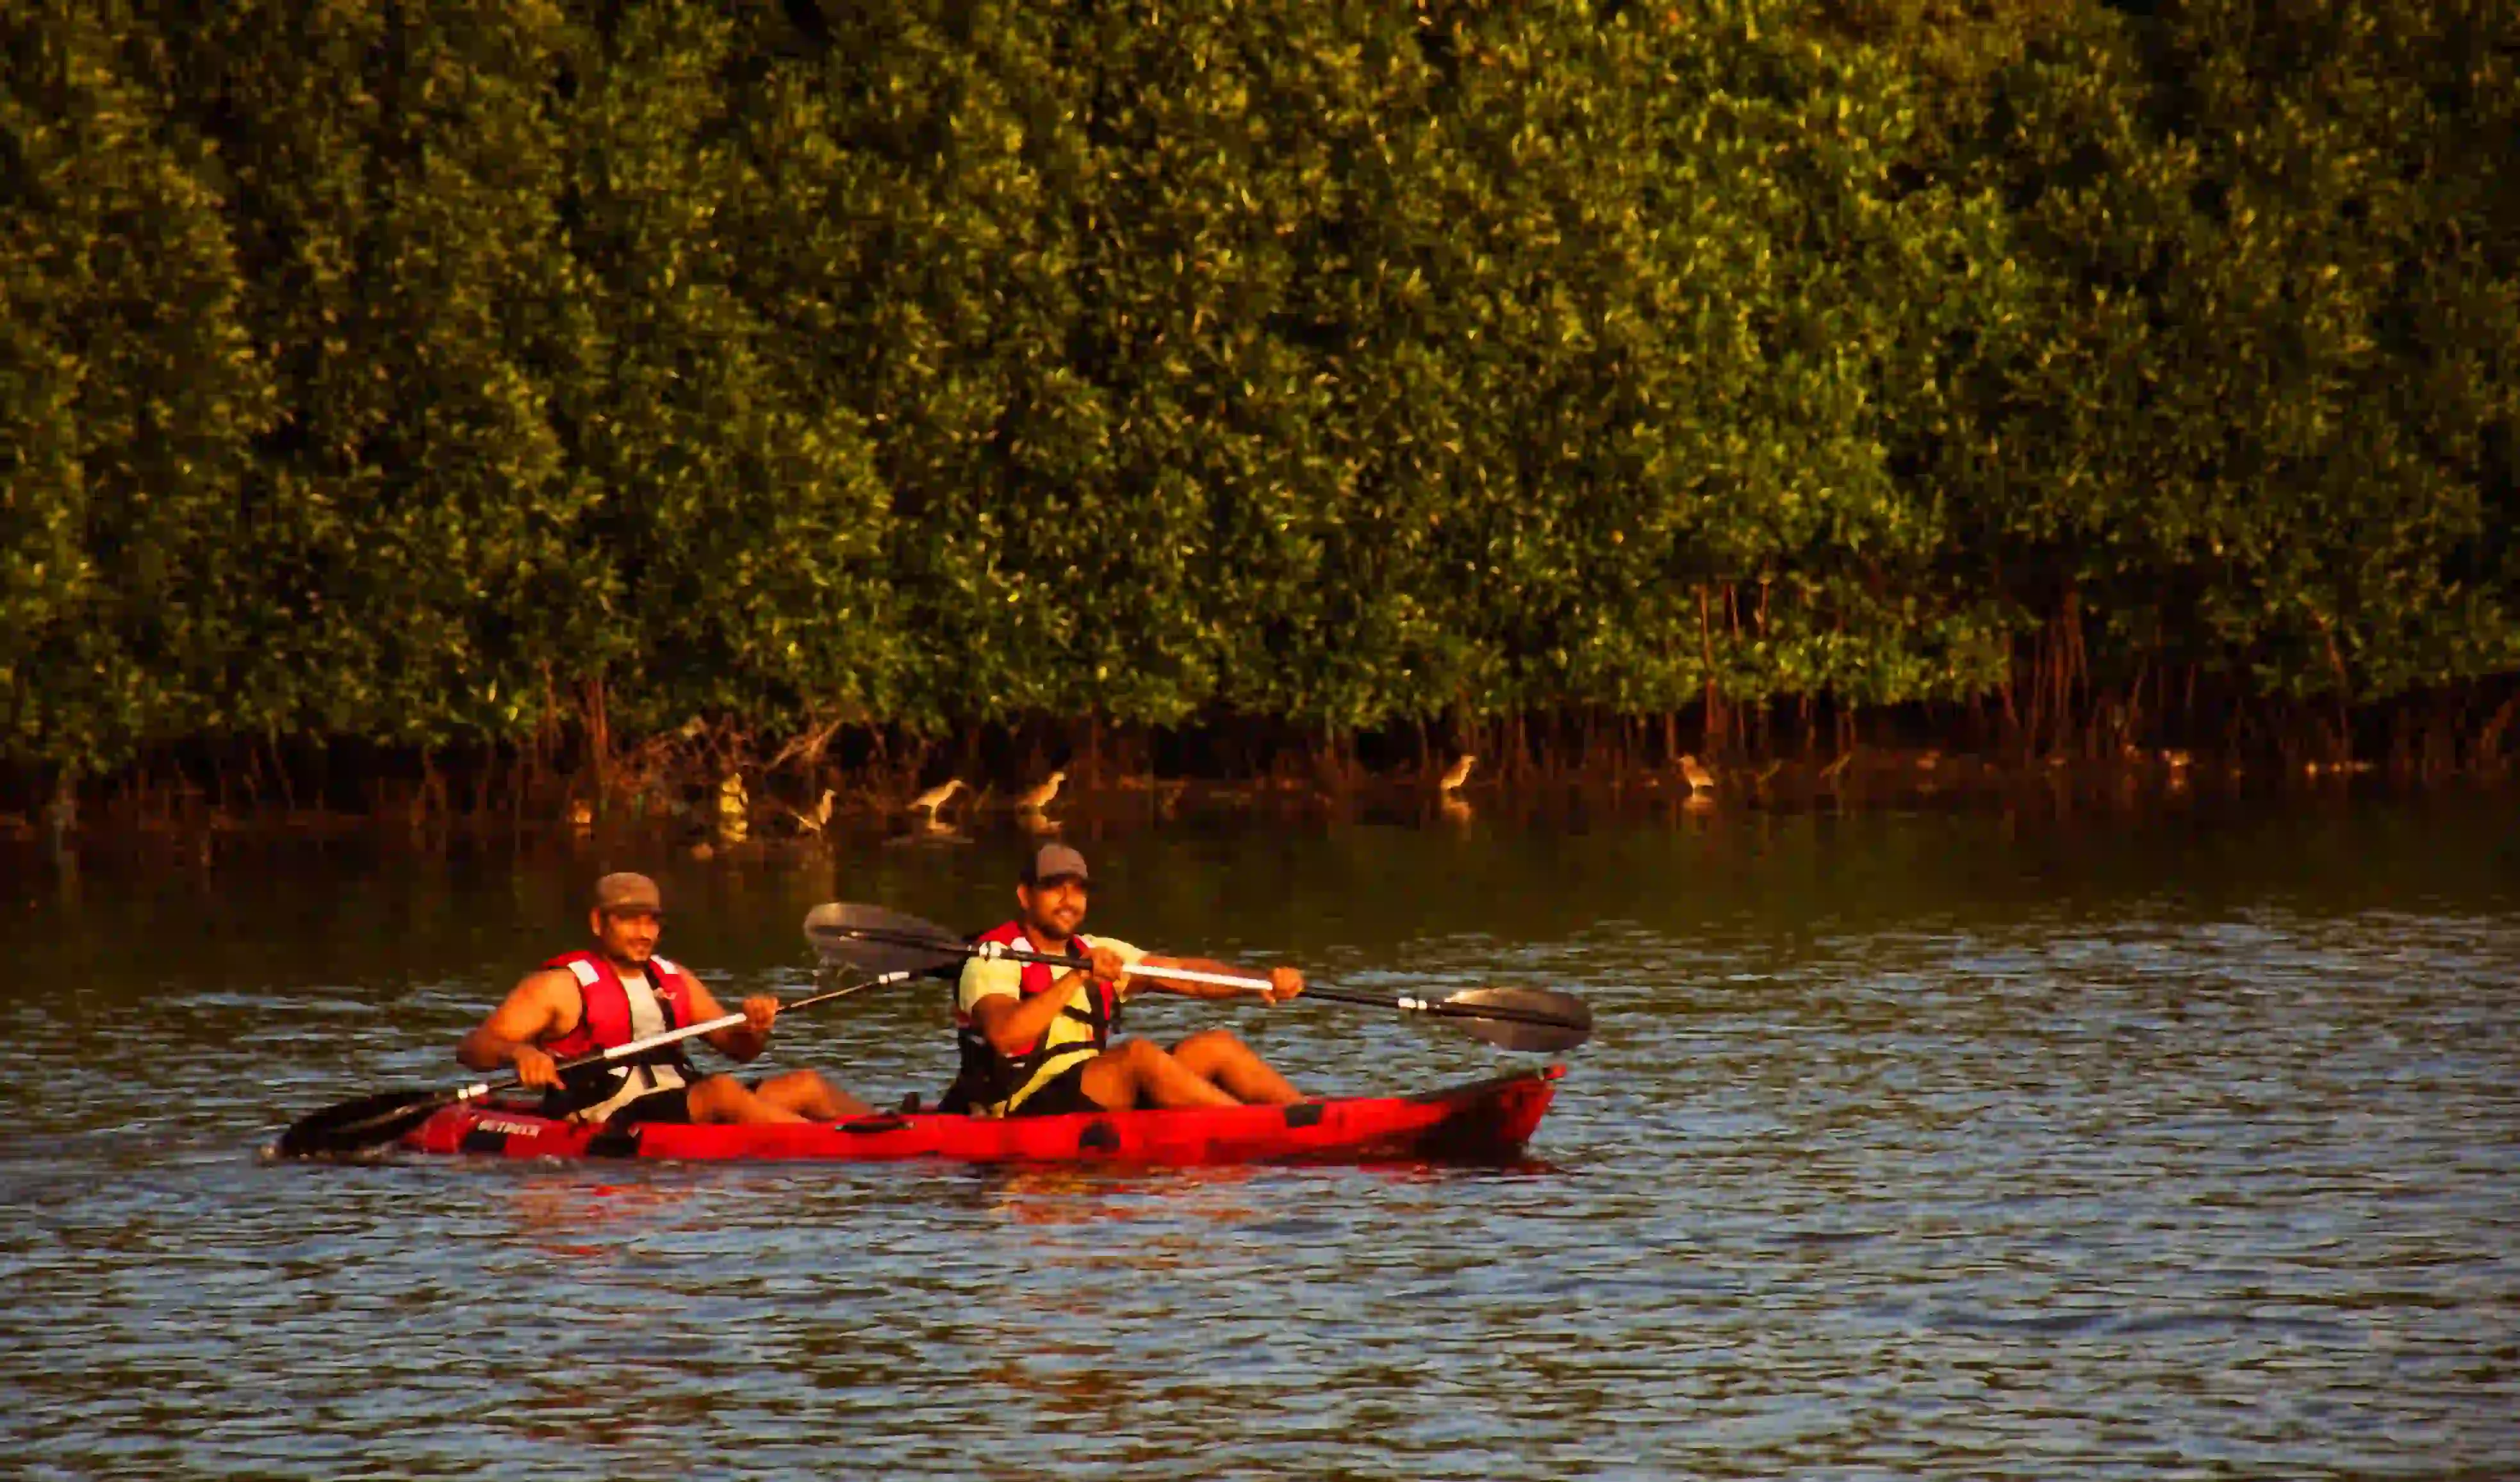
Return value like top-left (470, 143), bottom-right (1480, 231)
top-left (1021, 844), bottom-right (1090, 885)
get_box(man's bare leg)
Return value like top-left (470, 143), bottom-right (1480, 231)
top-left (1079, 1038), bottom-right (1240, 1110)
top-left (1171, 1028), bottom-right (1301, 1105)
top-left (756, 1069), bottom-right (871, 1120)
top-left (688, 1070), bottom-right (868, 1124)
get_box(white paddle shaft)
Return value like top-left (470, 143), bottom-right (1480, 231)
top-left (490, 968), bottom-right (918, 1098)
top-left (1127, 962), bottom-right (1426, 1010)
top-left (961, 940), bottom-right (1431, 1005)
top-left (450, 1010), bottom-right (748, 1109)
top-left (970, 941), bottom-right (1279, 995)
top-left (1121, 962), bottom-right (1268, 992)
top-left (604, 1009), bottom-right (746, 1058)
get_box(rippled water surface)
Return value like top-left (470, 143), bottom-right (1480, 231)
top-left (4, 798), bottom-right (2517, 1478)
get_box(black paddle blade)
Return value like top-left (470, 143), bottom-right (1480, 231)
top-left (1435, 986), bottom-right (1594, 1053)
top-left (272, 1089), bottom-right (456, 1158)
top-left (802, 902), bottom-right (967, 976)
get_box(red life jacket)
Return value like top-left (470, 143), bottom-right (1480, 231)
top-left (540, 950), bottom-right (701, 1073)
top-left (948, 921), bottom-right (1121, 1112)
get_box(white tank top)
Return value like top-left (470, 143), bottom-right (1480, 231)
top-left (572, 966), bottom-right (689, 1123)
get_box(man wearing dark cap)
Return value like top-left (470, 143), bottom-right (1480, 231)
top-left (949, 844), bottom-right (1306, 1117)
top-left (458, 872), bottom-right (871, 1125)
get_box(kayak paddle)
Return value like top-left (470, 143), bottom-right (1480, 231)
top-left (801, 902), bottom-right (1594, 1053)
top-left (270, 967), bottom-right (921, 1158)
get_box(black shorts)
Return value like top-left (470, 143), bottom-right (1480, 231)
top-left (543, 1076), bottom-right (754, 1126)
top-left (606, 1085), bottom-right (699, 1126)
top-left (1005, 1060), bottom-right (1112, 1118)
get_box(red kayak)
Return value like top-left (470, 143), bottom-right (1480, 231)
top-left (399, 1065), bottom-right (1562, 1166)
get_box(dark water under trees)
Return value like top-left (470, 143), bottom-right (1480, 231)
top-left (3, 797), bottom-right (2517, 1479)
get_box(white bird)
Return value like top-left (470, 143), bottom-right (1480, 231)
top-left (1017, 770), bottom-right (1066, 811)
top-left (909, 777), bottom-right (967, 814)
top-left (1678, 754), bottom-right (1717, 794)
top-left (43, 785), bottom-right (76, 846)
top-left (788, 788), bottom-right (836, 835)
top-left (1438, 753), bottom-right (1476, 795)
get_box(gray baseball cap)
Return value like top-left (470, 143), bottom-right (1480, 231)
top-left (1022, 844), bottom-right (1090, 885)
top-left (593, 871), bottom-right (664, 912)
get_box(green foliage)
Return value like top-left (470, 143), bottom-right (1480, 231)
top-left (142, 0), bottom-right (588, 745)
top-left (550, 2), bottom-right (900, 732)
top-left (1, 0), bottom-right (275, 766)
top-left (2, 0), bottom-right (2512, 780)
top-left (1909, 0), bottom-right (2520, 701)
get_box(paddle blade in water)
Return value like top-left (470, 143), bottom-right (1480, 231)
top-left (272, 1089), bottom-right (454, 1158)
top-left (802, 902), bottom-right (968, 976)
top-left (1436, 986), bottom-right (1594, 1053)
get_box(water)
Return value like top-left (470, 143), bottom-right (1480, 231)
top-left (4, 796), bottom-right (2517, 1478)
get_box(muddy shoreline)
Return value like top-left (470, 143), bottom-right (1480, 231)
top-left (8, 748), bottom-right (2510, 865)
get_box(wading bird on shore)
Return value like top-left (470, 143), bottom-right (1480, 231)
top-left (44, 781), bottom-right (77, 848)
top-left (1017, 770), bottom-right (1066, 812)
top-left (1439, 754), bottom-right (1477, 795)
top-left (788, 788), bottom-right (836, 836)
top-left (910, 777), bottom-right (967, 816)
top-left (1678, 755), bottom-right (1717, 795)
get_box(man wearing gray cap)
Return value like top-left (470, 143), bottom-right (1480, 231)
top-left (949, 844), bottom-right (1306, 1117)
top-left (457, 871), bottom-right (870, 1126)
